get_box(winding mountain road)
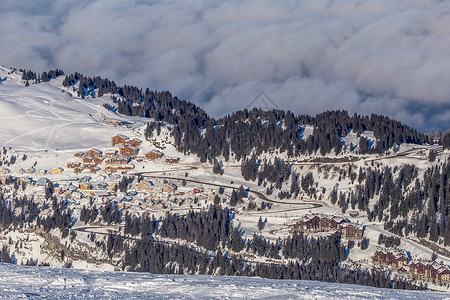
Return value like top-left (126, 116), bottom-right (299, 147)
top-left (134, 171), bottom-right (322, 209)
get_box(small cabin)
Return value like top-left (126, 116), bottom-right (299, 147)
top-left (349, 211), bottom-right (359, 218)
top-left (74, 152), bottom-right (85, 158)
top-left (90, 167), bottom-right (101, 174)
top-left (52, 167), bottom-right (64, 174)
top-left (425, 145), bottom-right (443, 158)
top-left (163, 183), bottom-right (177, 194)
top-left (138, 180), bottom-right (155, 193)
top-left (105, 166), bottom-right (119, 173)
top-left (36, 178), bottom-right (50, 186)
top-left (146, 150), bottom-right (163, 160)
top-left (0, 168), bottom-right (10, 175)
top-left (67, 162), bottom-right (81, 168)
top-left (26, 167), bottom-right (36, 174)
top-left (93, 157), bottom-right (104, 164)
top-left (79, 183), bottom-right (93, 190)
top-left (165, 157), bottom-right (180, 164)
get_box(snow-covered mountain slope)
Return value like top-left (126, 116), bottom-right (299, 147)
top-left (0, 263), bottom-right (447, 299)
top-left (0, 67), bottom-right (146, 152)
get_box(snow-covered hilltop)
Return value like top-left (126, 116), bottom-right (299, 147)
top-left (0, 66), bottom-right (147, 152)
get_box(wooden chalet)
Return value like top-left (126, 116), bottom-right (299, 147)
top-left (83, 162), bottom-right (97, 169)
top-left (349, 210), bottom-right (359, 217)
top-left (83, 157), bottom-right (93, 163)
top-left (51, 167), bottom-right (64, 174)
top-left (112, 134), bottom-right (129, 146)
top-left (165, 157), bottom-right (180, 164)
top-left (340, 223), bottom-right (364, 239)
top-left (86, 148), bottom-right (102, 158)
top-left (294, 214), bottom-right (347, 232)
top-left (105, 156), bottom-right (130, 165)
top-left (127, 138), bottom-right (142, 148)
top-left (67, 162), bottom-right (81, 168)
top-left (119, 145), bottom-right (139, 157)
top-left (118, 164), bottom-right (135, 172)
top-left (293, 214), bottom-right (363, 239)
top-left (93, 157), bottom-right (104, 164)
top-left (105, 157), bottom-right (117, 166)
top-left (105, 165), bottom-right (120, 173)
top-left (137, 180), bottom-right (155, 193)
top-left (163, 183), bottom-right (177, 194)
top-left (409, 260), bottom-right (450, 283)
top-left (372, 248), bottom-right (409, 268)
top-left (0, 168), bottom-right (10, 175)
top-left (74, 152), bottom-right (85, 158)
top-left (90, 167), bottom-right (101, 174)
top-left (146, 150), bottom-right (163, 160)
top-left (79, 183), bottom-right (93, 190)
top-left (104, 150), bottom-right (117, 157)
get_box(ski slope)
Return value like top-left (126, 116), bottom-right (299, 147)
top-left (0, 263), bottom-right (447, 299)
top-left (0, 67), bottom-right (145, 152)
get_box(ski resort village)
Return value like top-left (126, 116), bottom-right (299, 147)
top-left (1, 66), bottom-right (450, 294)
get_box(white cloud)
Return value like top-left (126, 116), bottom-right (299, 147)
top-left (1, 0), bottom-right (449, 132)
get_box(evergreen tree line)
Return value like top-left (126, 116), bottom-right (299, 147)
top-left (378, 234), bottom-right (401, 248)
top-left (241, 156), bottom-right (292, 191)
top-left (60, 72), bottom-right (430, 162)
top-left (119, 231), bottom-right (418, 290)
top-left (165, 109), bottom-right (430, 163)
top-left (21, 69), bottom-right (64, 83)
top-left (0, 192), bottom-right (74, 239)
top-left (328, 164), bottom-right (418, 220)
top-left (348, 161), bottom-right (450, 245)
top-left (441, 131), bottom-right (450, 149)
top-left (404, 161), bottom-right (450, 245)
top-left (17, 69), bottom-right (435, 163)
top-left (89, 204), bottom-right (420, 290)
top-left (61, 72), bottom-right (209, 131)
top-left (0, 245), bottom-right (12, 263)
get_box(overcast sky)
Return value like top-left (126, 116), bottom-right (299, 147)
top-left (1, 0), bottom-right (449, 132)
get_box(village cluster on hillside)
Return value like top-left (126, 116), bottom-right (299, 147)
top-left (0, 134), bottom-right (227, 219)
top-left (65, 134), bottom-right (179, 175)
top-left (372, 248), bottom-right (450, 285)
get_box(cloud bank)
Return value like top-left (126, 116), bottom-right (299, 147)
top-left (1, 0), bottom-right (450, 132)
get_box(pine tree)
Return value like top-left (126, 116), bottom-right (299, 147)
top-left (257, 217), bottom-right (264, 231)
top-left (230, 190), bottom-right (238, 206)
top-left (360, 237), bottom-right (369, 250)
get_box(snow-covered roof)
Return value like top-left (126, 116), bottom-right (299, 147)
top-left (79, 176), bottom-right (92, 183)
top-left (115, 134), bottom-right (129, 139)
top-left (164, 183), bottom-right (177, 189)
top-left (148, 149), bottom-right (163, 154)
